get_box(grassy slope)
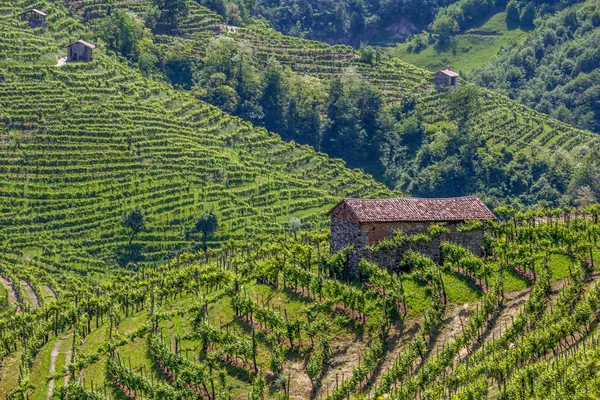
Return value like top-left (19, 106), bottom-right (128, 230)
top-left (391, 12), bottom-right (529, 73)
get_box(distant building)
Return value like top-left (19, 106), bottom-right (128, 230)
top-left (20, 9), bottom-right (47, 30)
top-left (328, 196), bottom-right (495, 274)
top-left (67, 40), bottom-right (95, 62)
top-left (435, 69), bottom-right (459, 91)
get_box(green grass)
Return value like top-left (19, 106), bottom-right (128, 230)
top-left (442, 270), bottom-right (484, 304)
top-left (392, 12), bottom-right (529, 73)
top-left (0, 351), bottom-right (22, 398)
top-left (29, 336), bottom-right (56, 399)
top-left (40, 285), bottom-right (56, 303)
top-left (29, 334), bottom-right (73, 399)
top-left (545, 253), bottom-right (575, 281)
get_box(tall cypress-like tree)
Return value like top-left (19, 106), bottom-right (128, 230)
top-left (506, 0), bottom-right (520, 27)
top-left (260, 60), bottom-right (286, 134)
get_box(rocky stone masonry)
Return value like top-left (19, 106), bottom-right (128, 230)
top-left (331, 217), bottom-right (485, 276)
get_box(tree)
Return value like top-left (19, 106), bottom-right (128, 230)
top-left (359, 43), bottom-right (375, 65)
top-left (576, 186), bottom-right (596, 207)
top-left (286, 75), bottom-right (325, 147)
top-left (445, 85), bottom-right (481, 131)
top-left (432, 14), bottom-right (459, 44)
top-left (260, 60), bottom-right (287, 134)
top-left (288, 218), bottom-right (301, 239)
top-left (195, 212), bottom-right (219, 250)
top-left (99, 9), bottom-right (145, 59)
top-left (322, 77), bottom-right (363, 166)
top-left (122, 208), bottom-right (146, 245)
top-left (138, 52), bottom-right (158, 75)
top-left (150, 0), bottom-right (189, 33)
top-left (505, 0), bottom-right (520, 28)
top-left (520, 3), bottom-right (535, 29)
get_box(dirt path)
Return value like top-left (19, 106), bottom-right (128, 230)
top-left (20, 280), bottom-right (39, 308)
top-left (429, 304), bottom-right (473, 360)
top-left (316, 335), bottom-right (368, 398)
top-left (0, 276), bottom-right (20, 311)
top-left (64, 340), bottom-right (72, 387)
top-left (47, 333), bottom-right (72, 400)
top-left (284, 354), bottom-right (312, 399)
top-left (369, 319), bottom-right (420, 390)
top-left (456, 288), bottom-right (530, 362)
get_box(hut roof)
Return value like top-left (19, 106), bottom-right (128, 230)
top-left (327, 196), bottom-right (495, 223)
top-left (20, 9), bottom-right (47, 16)
top-left (68, 39), bottom-right (96, 49)
top-left (436, 69), bottom-right (459, 77)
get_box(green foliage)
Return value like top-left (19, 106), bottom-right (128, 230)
top-left (122, 208), bottom-right (146, 245)
top-left (200, 0), bottom-right (452, 44)
top-left (472, 0), bottom-right (600, 133)
top-left (149, 0), bottom-right (189, 33)
top-left (506, 0), bottom-right (520, 26)
top-left (288, 217), bottom-right (301, 238)
top-left (432, 14), bottom-right (460, 43)
top-left (358, 43), bottom-right (376, 65)
top-left (445, 85), bottom-right (482, 127)
top-left (99, 9), bottom-right (152, 60)
top-left (195, 212), bottom-right (219, 250)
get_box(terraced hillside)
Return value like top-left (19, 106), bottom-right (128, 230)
top-left (4, 1), bottom-right (600, 398)
top-left (62, 0), bottom-right (598, 159)
top-left (0, 0), bottom-right (391, 276)
top-left (57, 0), bottom-right (600, 210)
top-left (204, 26), bottom-right (599, 154)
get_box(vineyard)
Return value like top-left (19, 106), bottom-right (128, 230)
top-left (3, 196), bottom-right (600, 398)
top-left (61, 0), bottom-right (599, 158)
top-left (3, 0), bottom-right (600, 398)
top-left (0, 0), bottom-right (393, 277)
top-left (203, 24), bottom-right (597, 156)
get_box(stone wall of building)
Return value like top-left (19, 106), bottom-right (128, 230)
top-left (330, 216), bottom-right (365, 277)
top-left (330, 217), bottom-right (485, 276)
top-left (363, 221), bottom-right (485, 272)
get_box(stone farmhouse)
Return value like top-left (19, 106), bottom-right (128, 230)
top-left (328, 196), bottom-right (495, 275)
top-left (434, 69), bottom-right (459, 91)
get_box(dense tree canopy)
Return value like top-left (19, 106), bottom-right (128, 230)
top-left (199, 0), bottom-right (457, 44)
top-left (471, 0), bottom-right (600, 133)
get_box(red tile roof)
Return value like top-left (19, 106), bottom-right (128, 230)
top-left (328, 196), bottom-right (495, 223)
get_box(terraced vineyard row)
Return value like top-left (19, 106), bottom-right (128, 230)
top-left (139, 5), bottom-right (598, 157)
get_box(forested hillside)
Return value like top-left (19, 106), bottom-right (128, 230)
top-left (471, 0), bottom-right (600, 133)
top-left (390, 0), bottom-right (599, 134)
top-left (198, 0), bottom-right (452, 45)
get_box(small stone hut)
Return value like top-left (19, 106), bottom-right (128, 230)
top-left (20, 9), bottom-right (47, 30)
top-left (67, 40), bottom-right (95, 62)
top-left (434, 69), bottom-right (459, 91)
top-left (328, 196), bottom-right (495, 275)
